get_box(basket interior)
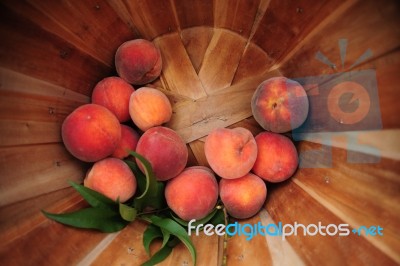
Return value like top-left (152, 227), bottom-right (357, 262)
top-left (0, 0), bottom-right (399, 265)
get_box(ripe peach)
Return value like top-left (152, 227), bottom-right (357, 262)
top-left (252, 131), bottom-right (298, 183)
top-left (115, 39), bottom-right (162, 85)
top-left (135, 126), bottom-right (188, 181)
top-left (61, 104), bottom-right (121, 162)
top-left (165, 166), bottom-right (219, 221)
top-left (204, 127), bottom-right (257, 179)
top-left (129, 87), bottom-right (172, 132)
top-left (111, 125), bottom-right (140, 159)
top-left (251, 77), bottom-right (309, 133)
top-left (84, 158), bottom-right (137, 203)
top-left (91, 76), bottom-right (135, 122)
top-left (219, 173), bottom-right (267, 219)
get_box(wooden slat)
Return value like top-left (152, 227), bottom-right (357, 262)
top-left (297, 129), bottom-right (400, 161)
top-left (173, 0), bottom-right (214, 29)
top-left (266, 178), bottom-right (398, 265)
top-left (167, 70), bottom-right (279, 143)
top-left (198, 29), bottom-right (247, 94)
top-left (294, 141), bottom-right (400, 263)
top-left (0, 4), bottom-right (112, 96)
top-left (0, 144), bottom-right (88, 207)
top-left (0, 120), bottom-right (62, 146)
top-left (0, 187), bottom-right (76, 247)
top-left (0, 193), bottom-right (107, 266)
top-left (180, 26), bottom-right (214, 73)
top-left (214, 0), bottom-right (261, 37)
top-left (153, 33), bottom-right (207, 100)
top-left (0, 90), bottom-right (86, 124)
top-left (3, 0), bottom-right (135, 67)
top-left (232, 42), bottom-right (275, 84)
top-left (251, 0), bottom-right (348, 66)
top-left (279, 0), bottom-right (400, 77)
top-left (0, 68), bottom-right (90, 102)
top-left (225, 215), bottom-right (273, 266)
top-left (122, 0), bottom-right (179, 40)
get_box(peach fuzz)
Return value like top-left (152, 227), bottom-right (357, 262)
top-left (61, 104), bottom-right (121, 162)
top-left (252, 132), bottom-right (298, 183)
top-left (135, 126), bottom-right (188, 181)
top-left (115, 39), bottom-right (162, 85)
top-left (91, 76), bottom-right (135, 122)
top-left (165, 166), bottom-right (219, 221)
top-left (204, 127), bottom-right (257, 179)
top-left (251, 77), bottom-right (309, 133)
top-left (84, 158), bottom-right (137, 203)
top-left (111, 125), bottom-right (140, 159)
top-left (129, 87), bottom-right (172, 132)
top-left (219, 173), bottom-right (267, 219)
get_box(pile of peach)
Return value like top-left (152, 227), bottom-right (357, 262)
top-left (61, 39), bottom-right (309, 221)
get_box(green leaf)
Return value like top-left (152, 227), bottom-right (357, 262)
top-left (42, 207), bottom-right (128, 233)
top-left (119, 203), bottom-right (137, 222)
top-left (141, 237), bottom-right (180, 266)
top-left (143, 224), bottom-right (163, 255)
top-left (124, 159), bottom-right (147, 193)
top-left (145, 215), bottom-right (197, 265)
top-left (126, 151), bottom-right (160, 212)
top-left (140, 242), bottom-right (173, 266)
top-left (69, 181), bottom-right (117, 209)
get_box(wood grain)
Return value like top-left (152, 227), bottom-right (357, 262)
top-left (0, 144), bottom-right (88, 207)
top-left (0, 3), bottom-right (112, 96)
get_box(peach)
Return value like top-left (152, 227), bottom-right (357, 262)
top-left (219, 173), bottom-right (267, 219)
top-left (251, 77), bottom-right (309, 133)
top-left (204, 127), bottom-right (257, 179)
top-left (115, 39), bottom-right (162, 85)
top-left (129, 87), bottom-right (172, 132)
top-left (252, 131), bottom-right (298, 183)
top-left (111, 125), bottom-right (140, 159)
top-left (84, 158), bottom-right (137, 203)
top-left (91, 76), bottom-right (135, 122)
top-left (61, 104), bottom-right (121, 162)
top-left (165, 166), bottom-right (219, 221)
top-left (135, 126), bottom-right (188, 181)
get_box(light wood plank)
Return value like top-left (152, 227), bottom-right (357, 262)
top-left (294, 141), bottom-right (400, 263)
top-left (266, 177), bottom-right (398, 265)
top-left (167, 70), bottom-right (279, 143)
top-left (232, 41), bottom-right (275, 84)
top-left (122, 0), bottom-right (178, 40)
top-left (198, 29), bottom-right (247, 94)
top-left (225, 214), bottom-right (273, 266)
top-left (0, 144), bottom-right (88, 207)
top-left (153, 33), bottom-right (207, 100)
top-left (180, 26), bottom-right (214, 73)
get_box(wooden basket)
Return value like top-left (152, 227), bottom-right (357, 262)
top-left (1, 0), bottom-right (399, 265)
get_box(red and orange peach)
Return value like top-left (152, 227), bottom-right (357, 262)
top-left (251, 77), bottom-right (309, 133)
top-left (61, 104), bottom-right (121, 162)
top-left (252, 131), bottom-right (298, 183)
top-left (135, 126), bottom-right (188, 181)
top-left (91, 76), bottom-right (135, 122)
top-left (84, 158), bottom-right (137, 203)
top-left (204, 127), bottom-right (257, 179)
top-left (115, 39), bottom-right (162, 85)
top-left (219, 173), bottom-right (267, 219)
top-left (165, 166), bottom-right (219, 221)
top-left (129, 87), bottom-right (172, 132)
top-left (111, 125), bottom-right (140, 159)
